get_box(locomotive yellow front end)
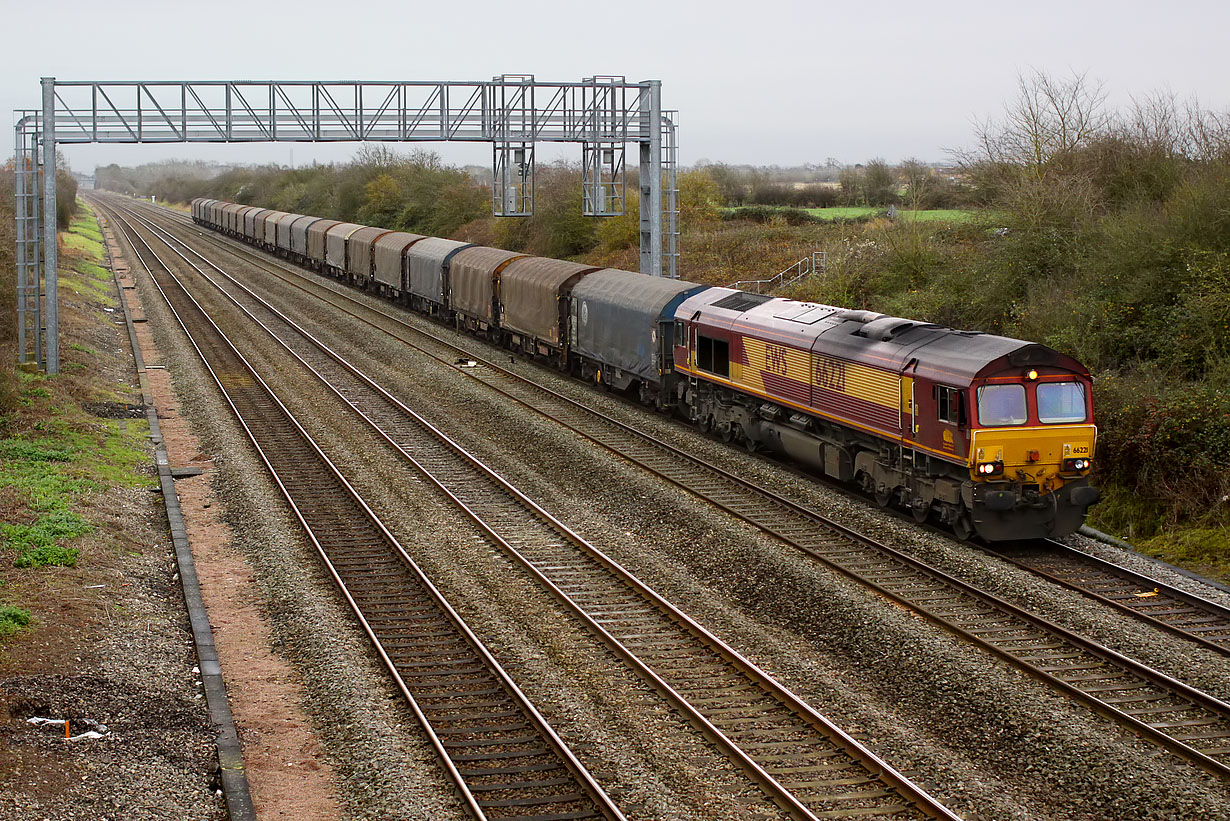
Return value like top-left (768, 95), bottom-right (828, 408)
top-left (964, 370), bottom-right (1100, 541)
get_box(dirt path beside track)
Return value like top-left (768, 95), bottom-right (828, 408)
top-left (107, 215), bottom-right (343, 820)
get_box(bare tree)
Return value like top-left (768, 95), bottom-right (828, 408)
top-left (1123, 91), bottom-right (1184, 156)
top-left (353, 143), bottom-right (404, 171)
top-left (838, 165), bottom-right (862, 205)
top-left (966, 70), bottom-right (1110, 177)
top-left (1117, 90), bottom-right (1230, 162)
top-left (1180, 99), bottom-right (1230, 161)
top-left (897, 158), bottom-right (932, 207)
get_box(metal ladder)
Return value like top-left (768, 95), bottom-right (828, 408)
top-left (660, 112), bottom-right (680, 278)
top-left (14, 115), bottom-right (43, 368)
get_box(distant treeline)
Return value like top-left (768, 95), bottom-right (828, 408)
top-left (96, 159), bottom-right (237, 197)
top-left (114, 147), bottom-right (727, 261)
top-left (130, 146), bottom-right (491, 243)
top-left (702, 159), bottom-right (973, 209)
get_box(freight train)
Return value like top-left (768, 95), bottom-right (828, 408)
top-left (191, 198), bottom-right (1100, 541)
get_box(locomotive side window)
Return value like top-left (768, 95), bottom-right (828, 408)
top-left (674, 321), bottom-right (686, 347)
top-left (1038, 381), bottom-right (1087, 423)
top-left (936, 386), bottom-right (960, 425)
top-left (977, 384), bottom-right (1027, 426)
top-left (697, 335), bottom-right (730, 378)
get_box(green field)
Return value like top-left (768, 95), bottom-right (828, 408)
top-left (807, 207), bottom-right (977, 222)
top-left (724, 206), bottom-right (978, 223)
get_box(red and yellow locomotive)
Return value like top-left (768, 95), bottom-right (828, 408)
top-left (669, 289), bottom-right (1099, 541)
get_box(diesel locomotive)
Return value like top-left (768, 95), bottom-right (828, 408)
top-left (192, 198), bottom-right (1100, 541)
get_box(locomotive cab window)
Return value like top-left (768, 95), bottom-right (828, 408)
top-left (1038, 381), bottom-right (1087, 423)
top-left (674, 321), bottom-right (686, 347)
top-left (697, 335), bottom-right (730, 378)
top-left (936, 386), bottom-right (963, 425)
top-left (977, 384), bottom-right (1027, 426)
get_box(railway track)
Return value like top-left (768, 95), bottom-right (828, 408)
top-left (98, 201), bottom-right (625, 821)
top-left (148, 208), bottom-right (1230, 667)
top-left (102, 198), bottom-right (960, 820)
top-left (126, 199), bottom-right (1230, 780)
top-left (987, 540), bottom-right (1230, 657)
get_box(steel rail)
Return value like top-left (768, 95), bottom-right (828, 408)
top-left (111, 197), bottom-right (960, 821)
top-left (97, 199), bottom-right (625, 821)
top-left (140, 198), bottom-right (1230, 778)
top-left (983, 540), bottom-right (1230, 657)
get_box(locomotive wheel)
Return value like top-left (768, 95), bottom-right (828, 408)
top-left (911, 503), bottom-right (930, 523)
top-left (720, 423), bottom-right (736, 443)
top-left (954, 510), bottom-right (974, 541)
top-left (744, 437), bottom-right (759, 454)
top-left (874, 486), bottom-right (894, 508)
top-left (858, 472), bottom-right (875, 495)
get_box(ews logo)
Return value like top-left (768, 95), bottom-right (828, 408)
top-left (764, 344), bottom-right (789, 376)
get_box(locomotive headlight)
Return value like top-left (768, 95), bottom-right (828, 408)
top-left (977, 461), bottom-right (1004, 476)
top-left (1026, 369), bottom-right (1039, 381)
top-left (1063, 457), bottom-right (1091, 472)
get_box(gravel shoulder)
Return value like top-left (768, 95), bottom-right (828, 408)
top-left (0, 206), bottom-right (223, 821)
top-left (108, 206), bottom-right (473, 821)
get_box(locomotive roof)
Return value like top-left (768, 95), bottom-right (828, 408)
top-left (677, 289), bottom-right (1088, 385)
top-left (822, 321), bottom-right (1087, 386)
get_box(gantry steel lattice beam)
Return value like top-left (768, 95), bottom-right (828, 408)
top-left (16, 75), bottom-right (679, 373)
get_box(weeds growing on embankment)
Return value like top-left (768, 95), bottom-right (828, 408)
top-left (0, 199), bottom-right (154, 645)
top-left (0, 605), bottom-right (31, 638)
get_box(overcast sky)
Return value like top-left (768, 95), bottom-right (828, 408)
top-left (5, 0), bottom-right (1229, 173)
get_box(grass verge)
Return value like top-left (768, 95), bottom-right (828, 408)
top-left (1138, 528), bottom-right (1230, 584)
top-left (723, 205), bottom-right (978, 222)
top-left (1, 200), bottom-right (153, 608)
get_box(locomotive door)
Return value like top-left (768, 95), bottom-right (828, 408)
top-left (688, 313), bottom-right (701, 371)
top-left (901, 359), bottom-right (919, 438)
top-left (900, 376), bottom-right (915, 437)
